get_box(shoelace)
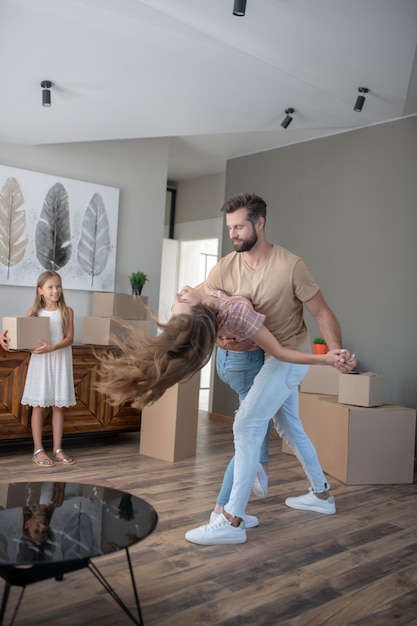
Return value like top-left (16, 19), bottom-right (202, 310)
top-left (203, 515), bottom-right (231, 531)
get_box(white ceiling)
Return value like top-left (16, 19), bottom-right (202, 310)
top-left (1, 0), bottom-right (416, 181)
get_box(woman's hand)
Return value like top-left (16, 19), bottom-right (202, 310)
top-left (333, 350), bottom-right (357, 373)
top-left (322, 348), bottom-right (346, 366)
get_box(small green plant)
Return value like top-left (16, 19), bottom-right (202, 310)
top-left (129, 271), bottom-right (149, 287)
top-left (313, 336), bottom-right (327, 345)
top-left (118, 494), bottom-right (135, 522)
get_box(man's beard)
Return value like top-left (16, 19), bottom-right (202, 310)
top-left (232, 228), bottom-right (258, 252)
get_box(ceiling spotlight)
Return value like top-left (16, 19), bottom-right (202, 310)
top-left (233, 0), bottom-right (247, 16)
top-left (354, 87), bottom-right (369, 112)
top-left (41, 80), bottom-right (52, 107)
top-left (281, 108), bottom-right (294, 129)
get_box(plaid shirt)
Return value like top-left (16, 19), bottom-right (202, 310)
top-left (212, 290), bottom-right (265, 352)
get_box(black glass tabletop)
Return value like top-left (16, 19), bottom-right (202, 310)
top-left (0, 481), bottom-right (158, 567)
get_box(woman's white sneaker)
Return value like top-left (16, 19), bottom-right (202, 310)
top-left (185, 514), bottom-right (247, 545)
top-left (285, 489), bottom-right (336, 514)
top-left (210, 511), bottom-right (259, 528)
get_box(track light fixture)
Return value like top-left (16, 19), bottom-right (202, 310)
top-left (281, 108), bottom-right (294, 129)
top-left (41, 80), bottom-right (52, 107)
top-left (354, 87), bottom-right (369, 112)
top-left (233, 0), bottom-right (247, 16)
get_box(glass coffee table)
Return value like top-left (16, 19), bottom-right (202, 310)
top-left (0, 481), bottom-right (158, 625)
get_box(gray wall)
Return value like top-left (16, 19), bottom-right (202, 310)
top-left (211, 117), bottom-right (417, 430)
top-left (0, 138), bottom-right (169, 341)
top-left (175, 173), bottom-right (226, 224)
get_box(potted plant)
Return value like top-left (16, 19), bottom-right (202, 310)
top-left (129, 271), bottom-right (149, 296)
top-left (313, 336), bottom-right (328, 355)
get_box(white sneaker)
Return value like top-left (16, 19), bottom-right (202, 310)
top-left (285, 489), bottom-right (336, 515)
top-left (252, 463), bottom-right (268, 498)
top-left (210, 511), bottom-right (259, 528)
top-left (185, 513), bottom-right (247, 545)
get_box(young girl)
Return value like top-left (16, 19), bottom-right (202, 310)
top-left (97, 285), bottom-right (344, 410)
top-left (21, 271), bottom-right (76, 467)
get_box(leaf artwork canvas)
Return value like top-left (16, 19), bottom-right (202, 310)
top-left (0, 165), bottom-right (119, 291)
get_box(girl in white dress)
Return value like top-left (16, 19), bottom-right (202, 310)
top-left (21, 271), bottom-right (76, 467)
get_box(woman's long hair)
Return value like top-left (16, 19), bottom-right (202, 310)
top-left (96, 302), bottom-right (218, 410)
top-left (27, 271), bottom-right (70, 336)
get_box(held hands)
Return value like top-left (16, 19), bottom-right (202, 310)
top-left (322, 349), bottom-right (347, 366)
top-left (333, 349), bottom-right (357, 373)
top-left (321, 348), bottom-right (357, 373)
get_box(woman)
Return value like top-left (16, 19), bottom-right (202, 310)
top-left (98, 285), bottom-right (344, 410)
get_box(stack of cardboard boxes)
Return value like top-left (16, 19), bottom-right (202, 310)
top-left (282, 366), bottom-right (416, 485)
top-left (82, 292), bottom-right (152, 345)
top-left (82, 292), bottom-right (201, 463)
top-left (2, 293), bottom-right (151, 349)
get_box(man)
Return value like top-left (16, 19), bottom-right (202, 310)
top-left (185, 193), bottom-right (356, 545)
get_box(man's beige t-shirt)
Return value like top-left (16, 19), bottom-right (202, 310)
top-left (205, 244), bottom-right (319, 351)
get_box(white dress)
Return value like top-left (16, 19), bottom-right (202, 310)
top-left (21, 309), bottom-right (76, 408)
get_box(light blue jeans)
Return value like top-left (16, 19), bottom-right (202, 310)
top-left (225, 357), bottom-right (330, 519)
top-left (215, 347), bottom-right (272, 506)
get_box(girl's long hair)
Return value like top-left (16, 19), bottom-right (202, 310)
top-left (27, 271), bottom-right (70, 336)
top-left (96, 302), bottom-right (218, 410)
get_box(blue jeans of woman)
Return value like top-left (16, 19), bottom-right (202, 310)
top-left (225, 357), bottom-right (329, 519)
top-left (215, 347), bottom-right (272, 506)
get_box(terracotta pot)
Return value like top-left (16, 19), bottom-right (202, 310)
top-left (313, 343), bottom-right (328, 354)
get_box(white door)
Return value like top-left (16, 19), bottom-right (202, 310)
top-left (159, 237), bottom-right (219, 410)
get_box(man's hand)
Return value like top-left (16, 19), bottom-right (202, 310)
top-left (334, 351), bottom-right (357, 373)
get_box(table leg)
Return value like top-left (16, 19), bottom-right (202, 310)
top-left (0, 582), bottom-right (10, 625)
top-left (0, 583), bottom-right (26, 626)
top-left (87, 548), bottom-right (144, 625)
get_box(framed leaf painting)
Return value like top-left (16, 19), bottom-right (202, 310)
top-left (0, 165), bottom-right (119, 291)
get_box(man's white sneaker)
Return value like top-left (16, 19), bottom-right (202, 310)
top-left (285, 490), bottom-right (336, 515)
top-left (210, 511), bottom-right (259, 528)
top-left (185, 513), bottom-right (247, 545)
top-left (252, 463), bottom-right (268, 499)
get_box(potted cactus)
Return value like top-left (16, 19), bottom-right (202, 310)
top-left (313, 336), bottom-right (328, 355)
top-left (129, 271), bottom-right (149, 296)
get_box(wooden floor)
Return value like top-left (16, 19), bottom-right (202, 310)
top-left (1, 412), bottom-right (416, 626)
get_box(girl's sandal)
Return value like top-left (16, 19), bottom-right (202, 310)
top-left (32, 448), bottom-right (55, 467)
top-left (53, 448), bottom-right (75, 465)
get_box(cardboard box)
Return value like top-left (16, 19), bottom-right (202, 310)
top-left (320, 397), bottom-right (416, 484)
top-left (281, 392), bottom-right (334, 455)
top-left (2, 316), bottom-right (50, 350)
top-left (338, 372), bottom-right (384, 407)
top-left (282, 394), bottom-right (416, 484)
top-left (82, 317), bottom-right (152, 345)
top-left (92, 292), bottom-right (148, 320)
top-left (300, 364), bottom-right (340, 395)
top-left (140, 373), bottom-right (200, 462)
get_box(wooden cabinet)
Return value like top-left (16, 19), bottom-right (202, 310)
top-left (0, 345), bottom-right (140, 441)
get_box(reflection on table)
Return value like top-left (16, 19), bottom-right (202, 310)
top-left (0, 482), bottom-right (157, 567)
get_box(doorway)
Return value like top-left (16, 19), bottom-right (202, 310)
top-left (177, 238), bottom-right (219, 410)
top-left (159, 236), bottom-right (219, 410)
